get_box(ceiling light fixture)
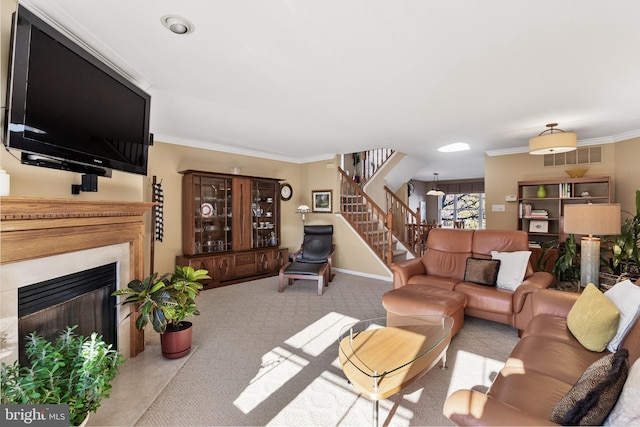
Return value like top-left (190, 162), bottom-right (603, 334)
top-left (426, 173), bottom-right (445, 196)
top-left (438, 142), bottom-right (470, 153)
top-left (161, 15), bottom-right (195, 35)
top-left (529, 123), bottom-right (577, 155)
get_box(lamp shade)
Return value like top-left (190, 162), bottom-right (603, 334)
top-left (296, 204), bottom-right (311, 213)
top-left (427, 172), bottom-right (445, 196)
top-left (563, 203), bottom-right (621, 236)
top-left (529, 131), bottom-right (577, 155)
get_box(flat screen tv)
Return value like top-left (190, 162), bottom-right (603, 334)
top-left (3, 5), bottom-right (151, 177)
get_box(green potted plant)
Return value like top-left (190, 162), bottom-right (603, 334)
top-left (610, 190), bottom-right (640, 279)
top-left (112, 265), bottom-right (210, 359)
top-left (553, 233), bottom-right (581, 291)
top-left (1, 326), bottom-right (124, 426)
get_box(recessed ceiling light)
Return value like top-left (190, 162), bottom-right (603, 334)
top-left (438, 142), bottom-right (470, 153)
top-left (161, 15), bottom-right (195, 35)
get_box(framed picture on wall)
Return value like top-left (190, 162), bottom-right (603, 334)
top-left (312, 190), bottom-right (332, 213)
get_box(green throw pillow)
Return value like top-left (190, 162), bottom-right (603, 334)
top-left (567, 284), bottom-right (620, 352)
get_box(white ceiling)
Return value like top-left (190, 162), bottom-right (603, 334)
top-left (17, 0), bottom-right (640, 181)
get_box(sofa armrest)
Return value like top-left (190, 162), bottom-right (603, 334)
top-left (444, 389), bottom-right (557, 426)
top-left (389, 258), bottom-right (426, 289)
top-left (531, 288), bottom-right (580, 319)
top-left (512, 271), bottom-right (554, 314)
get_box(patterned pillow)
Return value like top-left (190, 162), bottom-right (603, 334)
top-left (463, 258), bottom-right (501, 286)
top-left (551, 348), bottom-right (629, 426)
top-left (604, 358), bottom-right (640, 426)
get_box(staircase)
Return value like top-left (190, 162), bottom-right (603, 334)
top-left (338, 168), bottom-right (408, 265)
top-left (385, 186), bottom-right (422, 257)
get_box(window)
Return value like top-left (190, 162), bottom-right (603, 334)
top-left (439, 193), bottom-right (485, 229)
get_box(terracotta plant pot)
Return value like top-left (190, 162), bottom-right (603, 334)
top-left (160, 321), bottom-right (193, 359)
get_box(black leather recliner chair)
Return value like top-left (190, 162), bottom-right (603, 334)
top-left (278, 225), bottom-right (335, 295)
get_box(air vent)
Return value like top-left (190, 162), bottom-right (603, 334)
top-left (544, 146), bottom-right (602, 167)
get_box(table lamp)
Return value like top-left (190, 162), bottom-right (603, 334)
top-left (563, 203), bottom-right (621, 287)
top-left (296, 204), bottom-right (311, 223)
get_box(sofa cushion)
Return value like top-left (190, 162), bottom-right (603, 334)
top-left (604, 358), bottom-right (640, 426)
top-left (551, 348), bottom-right (629, 426)
top-left (567, 284), bottom-right (620, 352)
top-left (604, 279), bottom-right (640, 352)
top-left (491, 250), bottom-right (531, 290)
top-left (488, 367), bottom-right (573, 420)
top-left (422, 229), bottom-right (473, 281)
top-left (472, 229), bottom-right (530, 256)
top-left (455, 282), bottom-right (514, 315)
top-left (463, 257), bottom-right (500, 286)
top-left (505, 333), bottom-right (605, 385)
top-left (406, 274), bottom-right (459, 291)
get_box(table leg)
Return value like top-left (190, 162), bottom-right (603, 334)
top-left (372, 400), bottom-right (378, 427)
top-left (440, 350), bottom-right (448, 370)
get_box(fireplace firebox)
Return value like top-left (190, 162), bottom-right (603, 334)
top-left (17, 263), bottom-right (117, 365)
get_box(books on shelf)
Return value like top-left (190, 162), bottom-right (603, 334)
top-left (519, 202), bottom-right (531, 218)
top-left (519, 202), bottom-right (549, 219)
top-left (530, 209), bottom-right (549, 218)
top-left (559, 182), bottom-right (571, 198)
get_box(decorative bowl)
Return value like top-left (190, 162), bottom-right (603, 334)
top-left (565, 168), bottom-right (588, 178)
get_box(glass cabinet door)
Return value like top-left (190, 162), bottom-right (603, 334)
top-left (251, 179), bottom-right (279, 249)
top-left (194, 175), bottom-right (232, 254)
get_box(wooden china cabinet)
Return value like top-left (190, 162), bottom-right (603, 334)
top-left (176, 170), bottom-right (288, 288)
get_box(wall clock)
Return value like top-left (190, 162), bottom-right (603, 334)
top-left (280, 183), bottom-right (292, 201)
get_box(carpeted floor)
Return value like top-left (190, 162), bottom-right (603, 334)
top-left (104, 272), bottom-right (520, 426)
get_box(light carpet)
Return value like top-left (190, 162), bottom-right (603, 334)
top-left (125, 273), bottom-right (519, 426)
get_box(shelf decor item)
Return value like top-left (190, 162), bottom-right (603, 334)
top-left (530, 220), bottom-right (549, 233)
top-left (537, 184), bottom-right (547, 198)
top-left (565, 168), bottom-right (588, 178)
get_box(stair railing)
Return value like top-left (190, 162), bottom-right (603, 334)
top-left (385, 186), bottom-right (421, 257)
top-left (361, 148), bottom-right (394, 185)
top-left (339, 168), bottom-right (394, 265)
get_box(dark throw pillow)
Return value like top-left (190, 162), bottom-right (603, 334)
top-left (463, 257), bottom-right (501, 287)
top-left (551, 348), bottom-right (629, 426)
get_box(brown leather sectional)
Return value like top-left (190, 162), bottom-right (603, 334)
top-left (387, 228), bottom-right (554, 329)
top-left (444, 286), bottom-right (640, 425)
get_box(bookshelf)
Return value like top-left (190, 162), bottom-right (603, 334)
top-left (517, 176), bottom-right (611, 246)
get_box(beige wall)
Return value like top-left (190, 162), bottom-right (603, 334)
top-left (485, 142), bottom-right (638, 230)
top-left (613, 137), bottom-right (640, 219)
top-left (2, 0), bottom-right (636, 279)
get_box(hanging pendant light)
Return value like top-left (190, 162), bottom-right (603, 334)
top-left (529, 123), bottom-right (577, 155)
top-left (427, 173), bottom-right (445, 196)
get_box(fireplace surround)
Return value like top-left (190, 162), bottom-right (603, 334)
top-left (0, 197), bottom-right (155, 363)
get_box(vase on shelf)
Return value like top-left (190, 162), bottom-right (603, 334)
top-left (536, 184), bottom-right (546, 198)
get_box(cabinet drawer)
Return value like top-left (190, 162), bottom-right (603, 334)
top-left (235, 263), bottom-right (256, 277)
top-left (235, 253), bottom-right (255, 265)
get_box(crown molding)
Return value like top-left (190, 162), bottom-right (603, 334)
top-left (153, 133), bottom-right (335, 164)
top-left (485, 128), bottom-right (640, 157)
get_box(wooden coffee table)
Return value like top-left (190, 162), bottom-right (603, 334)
top-left (338, 315), bottom-right (453, 426)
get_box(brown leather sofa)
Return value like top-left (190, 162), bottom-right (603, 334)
top-left (444, 286), bottom-right (640, 425)
top-left (388, 228), bottom-right (554, 328)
